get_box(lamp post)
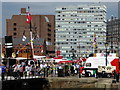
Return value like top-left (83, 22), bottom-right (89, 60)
top-left (77, 45), bottom-right (80, 59)
top-left (0, 42), bottom-right (2, 65)
top-left (26, 44), bottom-right (29, 63)
top-left (105, 42), bottom-right (108, 66)
top-left (115, 38), bottom-right (120, 82)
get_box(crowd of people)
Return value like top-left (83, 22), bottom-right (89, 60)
top-left (0, 60), bottom-right (83, 80)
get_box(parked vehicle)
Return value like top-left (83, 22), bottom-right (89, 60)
top-left (82, 53), bottom-right (119, 78)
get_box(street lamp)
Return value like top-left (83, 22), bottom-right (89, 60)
top-left (114, 37), bottom-right (120, 82)
top-left (0, 42), bottom-right (2, 65)
top-left (105, 42), bottom-right (108, 66)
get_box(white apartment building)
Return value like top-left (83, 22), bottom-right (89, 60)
top-left (55, 5), bottom-right (107, 58)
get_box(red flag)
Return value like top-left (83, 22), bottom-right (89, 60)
top-left (26, 11), bottom-right (32, 23)
top-left (56, 50), bottom-right (60, 56)
top-left (110, 59), bottom-right (119, 74)
top-left (34, 59), bottom-right (37, 62)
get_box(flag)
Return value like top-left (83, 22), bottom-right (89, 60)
top-left (22, 30), bottom-right (26, 41)
top-left (41, 49), bottom-right (43, 53)
top-left (93, 33), bottom-right (97, 48)
top-left (46, 41), bottom-right (52, 45)
top-left (36, 34), bottom-right (39, 40)
top-left (34, 59), bottom-right (37, 62)
top-left (45, 16), bottom-right (49, 22)
top-left (16, 50), bottom-right (19, 54)
top-left (56, 50), bottom-right (60, 56)
top-left (26, 11), bottom-right (32, 24)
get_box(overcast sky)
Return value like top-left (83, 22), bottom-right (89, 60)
top-left (1, 1), bottom-right (119, 38)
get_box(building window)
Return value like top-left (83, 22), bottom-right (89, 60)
top-left (88, 25), bottom-right (91, 27)
top-left (74, 32), bottom-right (77, 34)
top-left (48, 33), bottom-right (51, 36)
top-left (78, 7), bottom-right (83, 9)
top-left (48, 24), bottom-right (51, 27)
top-left (90, 8), bottom-right (94, 9)
top-left (14, 28), bottom-right (17, 31)
top-left (13, 32), bottom-right (17, 36)
top-left (95, 25), bottom-right (98, 27)
top-left (63, 15), bottom-right (65, 17)
top-left (62, 8), bottom-right (66, 10)
top-left (48, 29), bottom-right (51, 32)
top-left (48, 38), bottom-right (51, 41)
top-left (57, 18), bottom-right (60, 20)
top-left (13, 23), bottom-right (17, 26)
top-left (58, 11), bottom-right (61, 13)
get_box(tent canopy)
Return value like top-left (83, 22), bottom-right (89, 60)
top-left (33, 55), bottom-right (46, 60)
top-left (33, 55), bottom-right (46, 59)
top-left (15, 57), bottom-right (27, 60)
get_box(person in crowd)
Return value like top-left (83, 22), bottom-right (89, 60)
top-left (58, 63), bottom-right (64, 77)
top-left (12, 64), bottom-right (18, 79)
top-left (36, 64), bottom-right (40, 76)
top-left (31, 65), bottom-right (35, 76)
top-left (3, 60), bottom-right (85, 79)
top-left (51, 63), bottom-right (56, 77)
top-left (0, 64), bottom-right (6, 80)
top-left (19, 65), bottom-right (24, 77)
top-left (25, 65), bottom-right (30, 76)
top-left (75, 63), bottom-right (80, 74)
top-left (80, 63), bottom-right (84, 78)
top-left (64, 63), bottom-right (69, 76)
top-left (70, 63), bottom-right (75, 76)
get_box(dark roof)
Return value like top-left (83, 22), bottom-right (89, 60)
top-left (2, 37), bottom-right (45, 45)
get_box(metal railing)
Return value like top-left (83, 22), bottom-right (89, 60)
top-left (1, 66), bottom-right (81, 81)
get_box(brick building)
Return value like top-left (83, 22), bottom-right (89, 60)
top-left (6, 8), bottom-right (55, 57)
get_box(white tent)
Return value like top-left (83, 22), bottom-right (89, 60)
top-left (15, 57), bottom-right (27, 60)
top-left (33, 55), bottom-right (46, 60)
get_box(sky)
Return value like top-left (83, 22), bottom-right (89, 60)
top-left (1, 0), bottom-right (120, 2)
top-left (1, 1), bottom-right (119, 38)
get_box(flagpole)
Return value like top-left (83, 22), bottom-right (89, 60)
top-left (93, 33), bottom-right (97, 56)
top-left (28, 6), bottom-right (34, 59)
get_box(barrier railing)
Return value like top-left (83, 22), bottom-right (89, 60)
top-left (1, 67), bottom-right (81, 81)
